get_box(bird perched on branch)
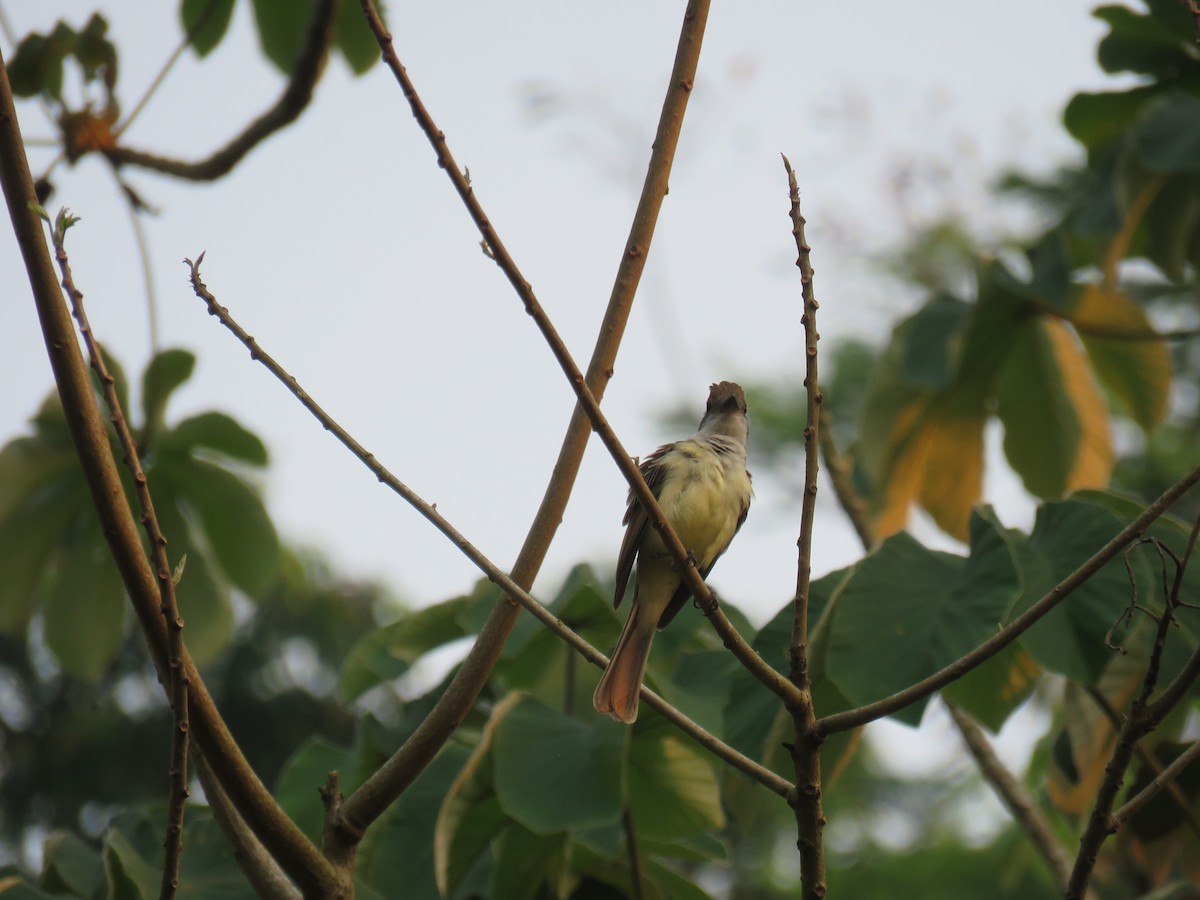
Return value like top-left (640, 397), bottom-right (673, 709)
top-left (593, 381), bottom-right (752, 724)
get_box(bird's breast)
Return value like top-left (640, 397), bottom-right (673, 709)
top-left (648, 441), bottom-right (751, 568)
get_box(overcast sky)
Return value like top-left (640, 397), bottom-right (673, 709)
top-left (2, 0), bottom-right (1132, 791)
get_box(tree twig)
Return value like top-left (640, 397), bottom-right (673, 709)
top-left (1183, 0), bottom-right (1200, 46)
top-left (1067, 515), bottom-right (1200, 899)
top-left (945, 701), bottom-right (1073, 892)
top-left (194, 753), bottom-right (301, 900)
top-left (780, 154), bottom-right (827, 900)
top-left (817, 407), bottom-right (875, 550)
top-left (1113, 736), bottom-right (1200, 826)
top-left (48, 211), bottom-right (191, 900)
top-left (0, 51), bottom-right (339, 899)
top-left (106, 0), bottom-right (338, 180)
top-left (357, 0), bottom-right (798, 716)
top-left (113, 0), bottom-right (226, 139)
top-left (184, 261), bottom-right (792, 817)
top-left (815, 461), bottom-right (1200, 735)
top-left (1085, 686), bottom-right (1200, 840)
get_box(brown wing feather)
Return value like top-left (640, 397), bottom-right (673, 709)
top-left (613, 443), bottom-right (674, 609)
top-left (656, 478), bottom-right (752, 629)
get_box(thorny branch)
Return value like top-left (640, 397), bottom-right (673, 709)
top-left (780, 155), bottom-right (827, 900)
top-left (47, 210), bottom-right (190, 900)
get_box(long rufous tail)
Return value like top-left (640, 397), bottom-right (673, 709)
top-left (593, 601), bottom-right (656, 724)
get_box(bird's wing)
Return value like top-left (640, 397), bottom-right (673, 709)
top-left (657, 469), bottom-right (752, 629)
top-left (613, 443), bottom-right (674, 609)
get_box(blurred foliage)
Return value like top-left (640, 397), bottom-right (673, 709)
top-left (3, 1), bottom-right (1200, 899)
top-left (0, 348), bottom-right (279, 678)
top-left (732, 0), bottom-right (1199, 543)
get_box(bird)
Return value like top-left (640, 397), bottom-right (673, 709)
top-left (593, 381), bottom-right (752, 724)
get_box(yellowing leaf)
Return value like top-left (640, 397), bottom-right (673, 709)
top-left (916, 401), bottom-right (986, 541)
top-left (996, 318), bottom-right (1114, 499)
top-left (870, 396), bottom-right (986, 542)
top-left (1049, 319), bottom-right (1116, 492)
top-left (1073, 284), bottom-right (1172, 431)
top-left (871, 399), bottom-right (930, 539)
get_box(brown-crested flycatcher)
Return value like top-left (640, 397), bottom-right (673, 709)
top-left (593, 381), bottom-right (752, 724)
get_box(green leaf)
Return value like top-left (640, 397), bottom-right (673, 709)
top-left (74, 14), bottom-right (117, 91)
top-left (161, 411), bottom-right (269, 465)
top-left (0, 436), bottom-right (77, 524)
top-left (572, 842), bottom-right (715, 900)
top-left (1142, 174), bottom-right (1200, 280)
top-left (141, 348), bottom-right (196, 436)
top-left (334, 0), bottom-right (382, 74)
top-left (0, 474), bottom-right (85, 635)
top-left (181, 0), bottom-right (237, 57)
top-left (7, 30), bottom-right (68, 100)
top-left (825, 512), bottom-right (1020, 726)
top-left (627, 718), bottom-right (724, 840)
top-left (492, 825), bottom-right (569, 900)
top-left (40, 830), bottom-right (104, 897)
top-left (249, 0), bottom-right (311, 73)
top-left (1093, 5), bottom-right (1195, 78)
top-left (723, 568), bottom-right (847, 767)
top-left (1009, 499), bottom-right (1150, 683)
top-left (357, 744), bottom-right (472, 899)
top-left (1064, 87), bottom-right (1161, 151)
top-left (102, 828), bottom-right (159, 900)
top-left (436, 697), bottom-right (512, 898)
top-left (275, 737), bottom-right (360, 842)
top-left (339, 595), bottom-right (471, 701)
top-left (43, 517), bottom-right (127, 681)
top-left (664, 649), bottom-right (739, 735)
top-left (941, 641), bottom-right (1042, 732)
top-left (491, 696), bottom-right (625, 834)
top-left (172, 459), bottom-right (280, 596)
top-left (175, 813), bottom-right (261, 899)
top-left (899, 294), bottom-right (972, 389)
top-left (1135, 92), bottom-right (1200, 175)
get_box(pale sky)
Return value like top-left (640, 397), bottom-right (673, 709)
top-left (3, 1), bottom-right (1116, 636)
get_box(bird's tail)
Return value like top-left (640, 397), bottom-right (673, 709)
top-left (593, 601), bottom-right (656, 724)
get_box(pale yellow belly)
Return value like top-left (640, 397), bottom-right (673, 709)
top-left (645, 441), bottom-right (750, 568)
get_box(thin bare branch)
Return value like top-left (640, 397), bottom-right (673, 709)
top-left (184, 261), bottom-right (792, 814)
top-left (1086, 687), bottom-right (1200, 840)
top-left (815, 461), bottom-right (1200, 735)
top-left (780, 154), bottom-right (827, 900)
top-left (945, 701), bottom-right (1073, 892)
top-left (194, 754), bottom-right (301, 900)
top-left (1114, 737), bottom-right (1200, 826)
top-left (0, 52), bottom-right (338, 898)
top-left (106, 0), bottom-right (338, 180)
top-left (48, 211), bottom-right (190, 900)
top-left (816, 408), bottom-right (875, 549)
top-left (113, 0), bottom-right (226, 139)
top-left (358, 0), bottom-right (797, 716)
top-left (1067, 513), bottom-right (1200, 899)
top-left (1184, 0), bottom-right (1200, 45)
